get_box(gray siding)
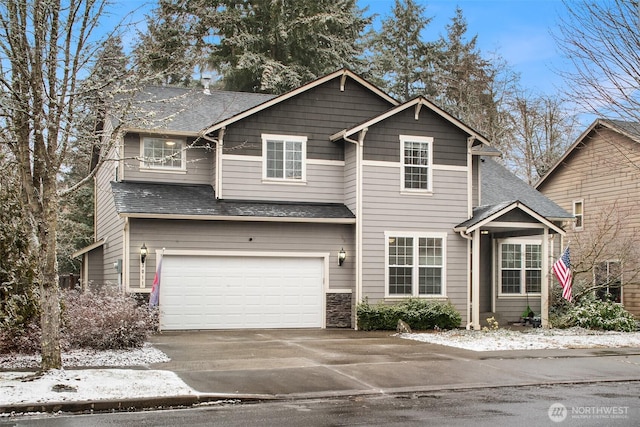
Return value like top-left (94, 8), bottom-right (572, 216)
top-left (221, 77), bottom-right (393, 159)
top-left (359, 164), bottom-right (470, 324)
top-left (344, 142), bottom-right (357, 213)
top-left (472, 156), bottom-right (480, 207)
top-left (122, 133), bottom-right (214, 185)
top-left (221, 157), bottom-right (345, 202)
top-left (87, 247), bottom-right (104, 287)
top-left (363, 108), bottom-right (468, 166)
top-left (128, 220), bottom-right (355, 294)
top-left (94, 147), bottom-right (124, 286)
top-left (495, 297), bottom-right (541, 323)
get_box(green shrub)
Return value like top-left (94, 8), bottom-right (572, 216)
top-left (357, 298), bottom-right (461, 331)
top-left (554, 293), bottom-right (637, 332)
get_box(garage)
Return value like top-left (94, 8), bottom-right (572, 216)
top-left (159, 254), bottom-right (325, 330)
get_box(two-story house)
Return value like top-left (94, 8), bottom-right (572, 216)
top-left (536, 119), bottom-right (640, 317)
top-left (74, 69), bottom-right (572, 330)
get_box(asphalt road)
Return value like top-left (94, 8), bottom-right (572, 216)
top-left (4, 381), bottom-right (639, 427)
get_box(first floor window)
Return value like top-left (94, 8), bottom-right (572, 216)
top-left (594, 261), bottom-right (622, 303)
top-left (263, 134), bottom-right (306, 181)
top-left (387, 233), bottom-right (445, 296)
top-left (500, 240), bottom-right (542, 295)
top-left (142, 137), bottom-right (185, 170)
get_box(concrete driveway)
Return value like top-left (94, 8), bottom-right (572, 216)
top-left (148, 329), bottom-right (640, 399)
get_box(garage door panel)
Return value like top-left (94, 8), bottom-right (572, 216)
top-left (159, 255), bottom-right (324, 330)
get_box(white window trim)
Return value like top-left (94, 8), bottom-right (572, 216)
top-left (384, 231), bottom-right (447, 298)
top-left (400, 135), bottom-right (434, 193)
top-left (140, 137), bottom-right (187, 172)
top-left (497, 238), bottom-right (543, 297)
top-left (573, 199), bottom-right (584, 231)
top-left (594, 260), bottom-right (623, 304)
top-left (262, 133), bottom-right (307, 183)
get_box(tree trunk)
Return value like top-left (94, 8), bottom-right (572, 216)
top-left (38, 176), bottom-right (62, 371)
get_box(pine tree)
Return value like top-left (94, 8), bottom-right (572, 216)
top-left (205, 0), bottom-right (370, 93)
top-left (365, 0), bottom-right (437, 101)
top-left (132, 0), bottom-right (205, 86)
top-left (433, 8), bottom-right (497, 134)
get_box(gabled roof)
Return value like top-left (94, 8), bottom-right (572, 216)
top-left (454, 200), bottom-right (565, 235)
top-left (455, 156), bottom-right (571, 234)
top-left (120, 86), bottom-right (276, 136)
top-left (329, 96), bottom-right (493, 148)
top-left (200, 69), bottom-right (399, 136)
top-left (536, 118), bottom-right (640, 188)
top-left (481, 157), bottom-right (572, 220)
top-left (111, 181), bottom-right (355, 223)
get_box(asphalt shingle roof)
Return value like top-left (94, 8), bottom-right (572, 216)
top-left (111, 181), bottom-right (355, 220)
top-left (121, 86), bottom-right (276, 133)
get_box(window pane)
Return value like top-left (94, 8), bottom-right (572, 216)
top-left (525, 245), bottom-right (541, 268)
top-left (285, 140), bottom-right (302, 179)
top-left (403, 140), bottom-right (429, 189)
top-left (419, 267), bottom-right (442, 295)
top-left (389, 267), bottom-right (412, 294)
top-left (419, 237), bottom-right (442, 266)
top-left (267, 140), bottom-right (284, 178)
top-left (525, 270), bottom-right (541, 293)
top-left (144, 138), bottom-right (182, 168)
top-left (501, 270), bottom-right (520, 293)
top-left (388, 237), bottom-right (413, 265)
top-left (501, 244), bottom-right (521, 268)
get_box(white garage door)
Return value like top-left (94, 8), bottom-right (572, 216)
top-left (159, 255), bottom-right (324, 330)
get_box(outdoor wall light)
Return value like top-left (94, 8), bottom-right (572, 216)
top-left (140, 243), bottom-right (148, 264)
top-left (338, 248), bottom-right (346, 267)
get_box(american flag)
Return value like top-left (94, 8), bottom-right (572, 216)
top-left (148, 253), bottom-right (162, 308)
top-left (553, 247), bottom-right (572, 302)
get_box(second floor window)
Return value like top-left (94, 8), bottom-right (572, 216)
top-left (401, 135), bottom-right (433, 191)
top-left (573, 200), bottom-right (583, 230)
top-left (141, 137), bottom-right (185, 170)
top-left (263, 134), bottom-right (306, 181)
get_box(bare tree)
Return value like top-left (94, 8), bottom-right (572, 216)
top-left (0, 0), bottom-right (134, 370)
top-left (554, 0), bottom-right (640, 123)
top-left (504, 91), bottom-right (578, 184)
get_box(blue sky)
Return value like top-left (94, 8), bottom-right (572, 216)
top-left (109, 0), bottom-right (570, 96)
top-left (363, 0), bottom-right (570, 95)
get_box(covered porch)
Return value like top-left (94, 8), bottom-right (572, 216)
top-left (455, 201), bottom-right (566, 330)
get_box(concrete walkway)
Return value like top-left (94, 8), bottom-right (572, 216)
top-left (148, 329), bottom-right (640, 399)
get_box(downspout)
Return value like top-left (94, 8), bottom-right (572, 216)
top-left (458, 230), bottom-right (473, 329)
top-left (200, 128), bottom-right (224, 199)
top-left (342, 128), bottom-right (368, 330)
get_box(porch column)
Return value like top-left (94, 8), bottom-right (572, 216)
top-left (541, 227), bottom-right (549, 328)
top-left (472, 228), bottom-right (481, 330)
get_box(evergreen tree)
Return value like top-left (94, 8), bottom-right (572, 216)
top-left (205, 0), bottom-right (370, 93)
top-left (365, 0), bottom-right (437, 101)
top-left (133, 0), bottom-right (205, 86)
top-left (433, 8), bottom-right (497, 134)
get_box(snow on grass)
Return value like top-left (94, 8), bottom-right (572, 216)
top-left (0, 343), bottom-right (194, 408)
top-left (0, 343), bottom-right (169, 370)
top-left (0, 369), bottom-right (196, 406)
top-left (399, 328), bottom-right (640, 351)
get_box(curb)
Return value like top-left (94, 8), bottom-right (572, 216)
top-left (3, 378), bottom-right (640, 415)
top-left (0, 394), bottom-right (272, 415)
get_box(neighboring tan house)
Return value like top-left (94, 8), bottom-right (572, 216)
top-left (536, 119), bottom-right (640, 317)
top-left (74, 69), bottom-right (572, 331)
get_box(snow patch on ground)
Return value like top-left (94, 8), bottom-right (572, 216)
top-left (399, 328), bottom-right (640, 351)
top-left (0, 343), bottom-right (193, 408)
top-left (0, 369), bottom-right (196, 406)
